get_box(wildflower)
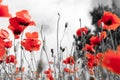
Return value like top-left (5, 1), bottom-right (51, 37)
top-left (90, 35), bottom-right (101, 46)
top-left (76, 27), bottom-right (88, 37)
top-left (21, 32), bottom-right (41, 52)
top-left (25, 32), bottom-right (38, 39)
top-left (44, 68), bottom-right (54, 74)
top-left (44, 68), bottom-right (54, 80)
top-left (100, 31), bottom-right (107, 39)
top-left (86, 53), bottom-right (103, 69)
top-left (15, 67), bottom-right (25, 73)
top-left (98, 11), bottom-right (120, 30)
top-left (63, 56), bottom-right (75, 65)
top-left (8, 10), bottom-right (35, 39)
top-left (82, 44), bottom-right (95, 52)
top-left (102, 49), bottom-right (120, 75)
top-left (6, 55), bottom-right (17, 64)
top-left (46, 73), bottom-right (54, 80)
top-left (64, 67), bottom-right (78, 73)
top-left (5, 41), bottom-right (12, 48)
top-left (86, 53), bottom-right (95, 68)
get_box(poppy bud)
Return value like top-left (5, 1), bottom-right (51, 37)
top-left (65, 22), bottom-right (68, 28)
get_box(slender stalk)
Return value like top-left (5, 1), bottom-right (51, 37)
top-left (1, 64), bottom-right (10, 79)
top-left (108, 30), bottom-right (115, 50)
top-left (57, 13), bottom-right (61, 80)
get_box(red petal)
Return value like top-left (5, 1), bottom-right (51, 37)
top-left (16, 10), bottom-right (31, 22)
top-left (0, 5), bottom-right (11, 17)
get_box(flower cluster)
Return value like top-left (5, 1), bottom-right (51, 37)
top-left (73, 5), bottom-right (120, 80)
top-left (0, 0), bottom-right (41, 79)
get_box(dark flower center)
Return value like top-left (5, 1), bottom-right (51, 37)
top-left (19, 22), bottom-right (29, 26)
top-left (105, 20), bottom-right (112, 25)
top-left (13, 30), bottom-right (21, 35)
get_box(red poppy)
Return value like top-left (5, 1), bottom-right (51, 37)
top-left (90, 35), bottom-right (101, 46)
top-left (86, 53), bottom-right (95, 68)
top-left (86, 53), bottom-right (102, 69)
top-left (44, 68), bottom-right (54, 74)
top-left (6, 55), bottom-right (16, 64)
top-left (101, 49), bottom-right (120, 75)
top-left (0, 39), bottom-right (6, 59)
top-left (5, 41), bottom-right (12, 48)
top-left (96, 53), bottom-right (103, 60)
top-left (25, 32), bottom-right (38, 39)
top-left (0, 4), bottom-right (11, 17)
top-left (98, 11), bottom-right (120, 30)
top-left (63, 56), bottom-right (75, 65)
top-left (82, 44), bottom-right (95, 52)
top-left (16, 10), bottom-right (35, 26)
top-left (76, 27), bottom-right (88, 37)
top-left (21, 32), bottom-right (41, 52)
top-left (16, 67), bottom-right (25, 73)
top-left (46, 73), bottom-right (54, 80)
top-left (100, 31), bottom-right (107, 39)
top-left (64, 67), bottom-right (78, 73)
top-left (0, 29), bottom-right (9, 40)
top-left (8, 10), bottom-right (35, 39)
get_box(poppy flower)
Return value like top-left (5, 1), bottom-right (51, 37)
top-left (8, 10), bottom-right (35, 39)
top-left (46, 73), bottom-right (54, 80)
top-left (76, 27), bottom-right (88, 37)
top-left (0, 29), bottom-right (9, 40)
top-left (44, 68), bottom-right (54, 74)
top-left (82, 44), bottom-right (95, 52)
top-left (86, 53), bottom-right (102, 69)
top-left (63, 56), bottom-right (75, 65)
top-left (16, 67), bottom-right (25, 73)
top-left (90, 35), bottom-right (101, 46)
top-left (101, 49), bottom-right (120, 75)
top-left (25, 32), bottom-right (38, 39)
top-left (86, 53), bottom-right (95, 68)
top-left (5, 41), bottom-right (12, 48)
top-left (98, 11), bottom-right (120, 30)
top-left (100, 31), bottom-right (107, 39)
top-left (64, 67), bottom-right (78, 73)
top-left (15, 10), bottom-right (35, 26)
top-left (21, 32), bottom-right (41, 52)
top-left (0, 39), bottom-right (6, 59)
top-left (6, 55), bottom-right (17, 64)
top-left (0, 4), bottom-right (11, 17)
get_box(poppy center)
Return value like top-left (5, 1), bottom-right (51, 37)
top-left (13, 30), bottom-right (21, 35)
top-left (19, 22), bottom-right (29, 26)
top-left (105, 20), bottom-right (112, 25)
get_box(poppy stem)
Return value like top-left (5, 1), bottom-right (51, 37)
top-left (79, 18), bottom-right (81, 28)
top-left (108, 30), bottom-right (115, 50)
top-left (57, 13), bottom-right (61, 80)
top-left (1, 64), bottom-right (11, 79)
